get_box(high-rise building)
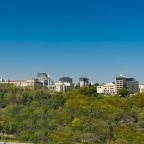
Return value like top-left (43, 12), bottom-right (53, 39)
top-left (79, 77), bottom-right (89, 87)
top-left (55, 77), bottom-right (74, 92)
top-left (116, 75), bottom-right (139, 94)
top-left (37, 73), bottom-right (52, 88)
top-left (116, 75), bottom-right (127, 91)
top-left (126, 78), bottom-right (139, 94)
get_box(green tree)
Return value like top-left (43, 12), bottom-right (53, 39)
top-left (117, 88), bottom-right (129, 97)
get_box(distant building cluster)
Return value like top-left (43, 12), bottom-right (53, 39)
top-left (0, 73), bottom-right (76, 93)
top-left (97, 74), bottom-right (140, 95)
top-left (0, 73), bottom-right (143, 95)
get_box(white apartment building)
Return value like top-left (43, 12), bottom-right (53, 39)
top-left (104, 83), bottom-right (116, 95)
top-left (97, 83), bottom-right (116, 95)
top-left (97, 85), bottom-right (104, 94)
top-left (55, 82), bottom-right (65, 92)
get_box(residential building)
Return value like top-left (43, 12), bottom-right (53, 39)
top-left (116, 75), bottom-right (127, 91)
top-left (97, 85), bottom-right (104, 94)
top-left (55, 82), bottom-right (64, 92)
top-left (97, 83), bottom-right (116, 95)
top-left (103, 83), bottom-right (116, 95)
top-left (0, 78), bottom-right (43, 88)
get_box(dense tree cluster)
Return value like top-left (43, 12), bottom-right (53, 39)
top-left (0, 84), bottom-right (144, 143)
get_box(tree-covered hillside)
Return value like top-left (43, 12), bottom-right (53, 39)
top-left (0, 84), bottom-right (144, 144)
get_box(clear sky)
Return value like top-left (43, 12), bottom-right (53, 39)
top-left (0, 0), bottom-right (144, 83)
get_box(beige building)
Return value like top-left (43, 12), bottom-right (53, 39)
top-left (97, 83), bottom-right (116, 95)
top-left (12, 79), bottom-right (37, 87)
top-left (0, 78), bottom-right (43, 88)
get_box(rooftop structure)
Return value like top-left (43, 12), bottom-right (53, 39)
top-left (59, 77), bottom-right (73, 83)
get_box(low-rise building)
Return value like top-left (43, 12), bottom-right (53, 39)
top-left (97, 83), bottom-right (116, 95)
top-left (104, 83), bottom-right (116, 95)
top-left (55, 82), bottom-right (65, 92)
top-left (97, 85), bottom-right (104, 94)
top-left (11, 79), bottom-right (43, 88)
top-left (0, 78), bottom-right (43, 88)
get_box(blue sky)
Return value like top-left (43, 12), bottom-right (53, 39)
top-left (0, 0), bottom-right (144, 83)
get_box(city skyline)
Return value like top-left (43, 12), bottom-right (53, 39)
top-left (0, 0), bottom-right (144, 83)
